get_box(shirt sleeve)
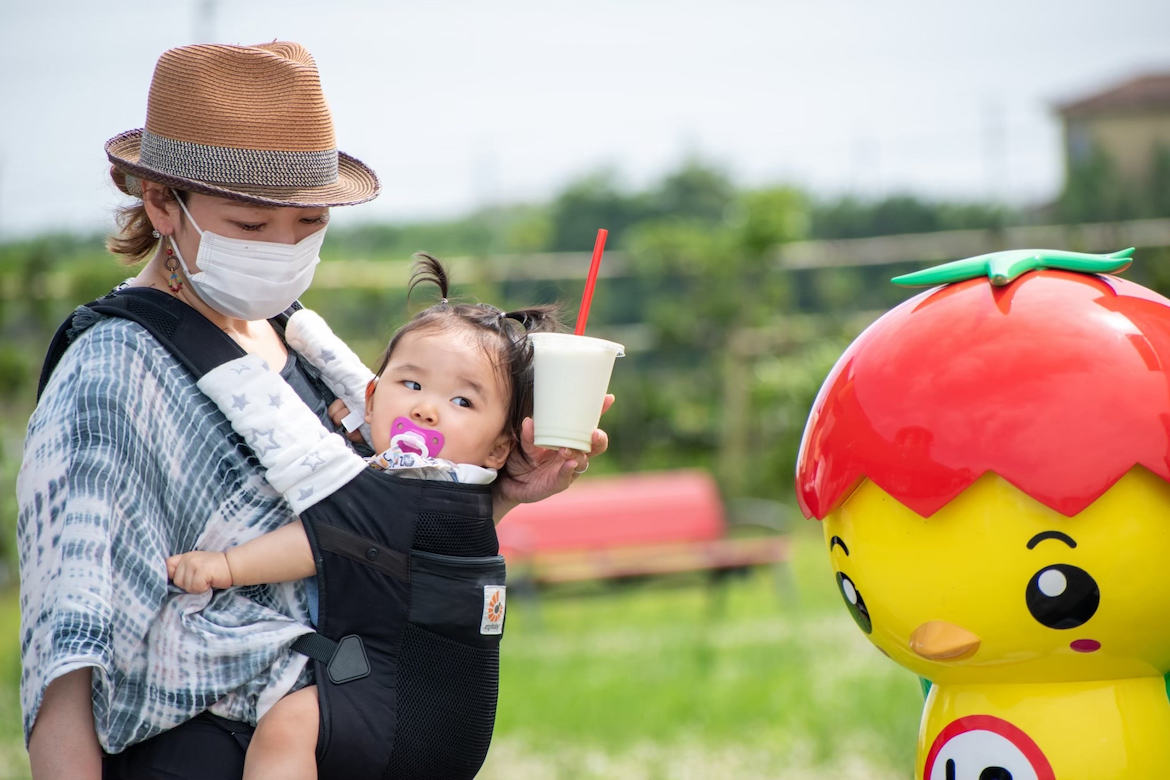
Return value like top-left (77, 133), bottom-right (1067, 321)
top-left (17, 318), bottom-right (314, 751)
top-left (17, 319), bottom-right (152, 744)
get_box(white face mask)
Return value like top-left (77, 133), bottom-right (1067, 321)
top-left (170, 191), bottom-right (326, 321)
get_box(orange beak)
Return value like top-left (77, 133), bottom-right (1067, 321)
top-left (909, 620), bottom-right (981, 661)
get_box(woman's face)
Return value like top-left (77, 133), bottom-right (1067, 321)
top-left (170, 192), bottom-right (330, 267)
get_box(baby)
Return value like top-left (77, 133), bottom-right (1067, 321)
top-left (167, 253), bottom-right (570, 779)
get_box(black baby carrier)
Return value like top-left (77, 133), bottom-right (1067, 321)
top-left (40, 288), bottom-right (507, 780)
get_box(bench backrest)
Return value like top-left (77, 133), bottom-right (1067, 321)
top-left (497, 469), bottom-right (726, 556)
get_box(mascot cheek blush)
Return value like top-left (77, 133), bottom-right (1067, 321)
top-left (796, 248), bottom-right (1170, 780)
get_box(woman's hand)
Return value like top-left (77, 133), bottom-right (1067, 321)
top-left (494, 394), bottom-right (614, 521)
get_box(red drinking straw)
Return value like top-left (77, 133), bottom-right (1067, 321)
top-left (575, 228), bottom-right (608, 335)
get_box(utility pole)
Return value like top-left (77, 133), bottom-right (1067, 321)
top-left (193, 0), bottom-right (217, 43)
top-left (850, 136), bottom-right (879, 196)
top-left (983, 98), bottom-right (1007, 204)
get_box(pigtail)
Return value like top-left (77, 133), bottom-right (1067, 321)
top-left (503, 305), bottom-right (563, 335)
top-left (407, 252), bottom-right (451, 302)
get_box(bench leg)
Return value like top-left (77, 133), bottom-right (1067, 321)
top-left (772, 560), bottom-right (799, 607)
top-left (705, 568), bottom-right (743, 621)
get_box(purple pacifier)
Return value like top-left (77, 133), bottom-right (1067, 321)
top-left (389, 417), bottom-right (444, 458)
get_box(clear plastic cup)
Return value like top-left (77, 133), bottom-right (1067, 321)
top-left (529, 332), bottom-right (625, 451)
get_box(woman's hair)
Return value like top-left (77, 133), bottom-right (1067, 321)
top-left (376, 252), bottom-right (562, 487)
top-left (105, 171), bottom-right (184, 264)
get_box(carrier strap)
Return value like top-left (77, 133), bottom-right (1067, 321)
top-left (37, 287), bottom-right (301, 400)
top-left (292, 632), bottom-right (370, 684)
top-left (291, 631), bottom-right (337, 664)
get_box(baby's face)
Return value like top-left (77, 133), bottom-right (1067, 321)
top-left (366, 327), bottom-right (512, 469)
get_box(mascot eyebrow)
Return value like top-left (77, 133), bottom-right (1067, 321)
top-left (830, 536), bottom-right (850, 555)
top-left (1027, 531), bottom-right (1078, 550)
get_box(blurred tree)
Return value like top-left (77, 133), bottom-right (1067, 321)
top-left (608, 186), bottom-right (812, 498)
top-left (548, 169), bottom-right (652, 251)
top-left (737, 187), bottom-right (809, 255)
top-left (810, 196), bottom-right (871, 239)
top-left (502, 206), bottom-right (554, 253)
top-left (870, 195), bottom-right (941, 235)
top-left (0, 348), bottom-right (31, 402)
top-left (1149, 144), bottom-right (1170, 218)
top-left (811, 194), bottom-right (1008, 239)
top-left (647, 159), bottom-right (737, 225)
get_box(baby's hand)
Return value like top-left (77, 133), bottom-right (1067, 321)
top-left (166, 551), bottom-right (234, 593)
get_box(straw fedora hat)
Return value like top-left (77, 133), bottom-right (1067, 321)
top-left (106, 41), bottom-right (379, 208)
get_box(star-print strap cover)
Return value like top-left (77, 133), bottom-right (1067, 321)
top-left (285, 307), bottom-right (376, 447)
top-left (197, 355), bottom-right (367, 514)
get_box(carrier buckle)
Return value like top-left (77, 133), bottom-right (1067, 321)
top-left (327, 635), bottom-right (371, 684)
top-left (293, 632), bottom-right (371, 684)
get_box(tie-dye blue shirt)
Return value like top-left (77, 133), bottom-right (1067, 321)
top-left (17, 309), bottom-right (327, 753)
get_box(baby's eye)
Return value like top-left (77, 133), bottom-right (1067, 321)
top-left (452, 397), bottom-right (472, 409)
top-left (836, 572), bottom-right (872, 634)
top-left (1026, 563), bottom-right (1099, 629)
top-left (402, 380), bottom-right (421, 391)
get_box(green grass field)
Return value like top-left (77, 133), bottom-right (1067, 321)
top-left (0, 525), bottom-right (923, 779)
top-left (480, 526), bottom-right (923, 779)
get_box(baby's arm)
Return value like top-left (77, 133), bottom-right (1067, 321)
top-left (167, 520), bottom-right (315, 593)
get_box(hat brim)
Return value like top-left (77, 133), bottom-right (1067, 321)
top-left (105, 129), bottom-right (380, 208)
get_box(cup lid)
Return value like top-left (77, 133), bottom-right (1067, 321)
top-left (528, 332), bottom-right (625, 356)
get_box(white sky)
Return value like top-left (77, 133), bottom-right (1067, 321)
top-left (2, 0), bottom-right (1169, 238)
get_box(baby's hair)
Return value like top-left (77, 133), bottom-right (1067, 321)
top-left (376, 253), bottom-right (562, 488)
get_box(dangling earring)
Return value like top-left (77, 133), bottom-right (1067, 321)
top-left (164, 243), bottom-right (184, 294)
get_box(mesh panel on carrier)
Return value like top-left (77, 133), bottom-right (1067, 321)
top-left (382, 623), bottom-right (500, 779)
top-left (413, 511), bottom-right (499, 557)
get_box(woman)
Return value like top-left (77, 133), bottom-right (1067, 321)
top-left (18, 42), bottom-right (608, 780)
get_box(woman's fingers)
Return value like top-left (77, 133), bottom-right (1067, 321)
top-left (327, 399), bottom-right (366, 443)
top-left (507, 390), bottom-right (615, 493)
top-left (327, 399), bottom-right (350, 427)
top-left (524, 392), bottom-right (614, 457)
top-left (589, 428), bottom-right (609, 457)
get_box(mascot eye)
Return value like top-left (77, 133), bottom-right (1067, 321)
top-left (1026, 563), bottom-right (1099, 629)
top-left (836, 572), bottom-right (872, 634)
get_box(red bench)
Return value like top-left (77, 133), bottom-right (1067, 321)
top-left (497, 470), bottom-right (789, 585)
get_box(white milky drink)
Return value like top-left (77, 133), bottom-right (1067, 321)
top-left (529, 332), bottom-right (625, 451)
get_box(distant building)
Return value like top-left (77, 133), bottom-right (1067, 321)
top-left (1057, 73), bottom-right (1170, 186)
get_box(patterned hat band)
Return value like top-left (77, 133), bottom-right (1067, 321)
top-left (139, 130), bottom-right (339, 188)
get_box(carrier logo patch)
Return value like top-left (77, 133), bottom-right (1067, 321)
top-left (481, 586), bottom-right (506, 634)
